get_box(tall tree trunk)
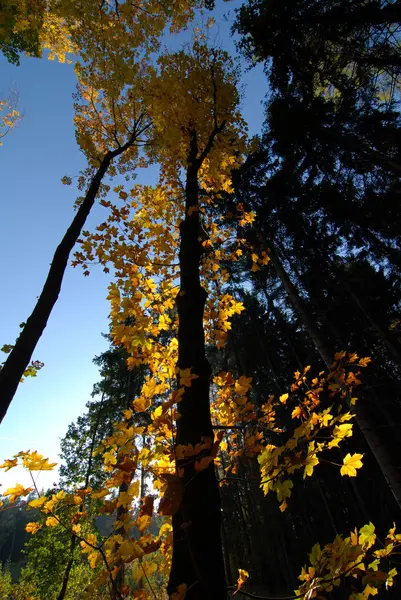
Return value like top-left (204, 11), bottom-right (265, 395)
top-left (263, 237), bottom-right (401, 511)
top-left (344, 279), bottom-right (401, 368)
top-left (0, 135), bottom-right (137, 423)
top-left (113, 482), bottom-right (128, 600)
top-left (167, 130), bottom-right (226, 600)
top-left (57, 393), bottom-right (107, 600)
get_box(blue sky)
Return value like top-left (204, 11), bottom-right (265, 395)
top-left (0, 2), bottom-right (265, 493)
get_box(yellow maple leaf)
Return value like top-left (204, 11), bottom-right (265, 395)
top-left (178, 368), bottom-right (199, 388)
top-left (363, 584), bottom-right (378, 597)
top-left (279, 393), bottom-right (289, 404)
top-left (304, 444), bottom-right (319, 478)
top-left (332, 423), bottom-right (353, 440)
top-left (123, 408), bottom-right (133, 420)
top-left (359, 522), bottom-right (376, 550)
top-left (28, 496), bottom-right (47, 509)
top-left (80, 533), bottom-right (97, 553)
top-left (88, 551), bottom-right (101, 569)
top-left (340, 453), bottom-right (364, 477)
top-left (4, 484), bottom-right (33, 503)
top-left (118, 539), bottom-right (144, 560)
top-left (25, 522), bottom-right (41, 534)
top-left (0, 457), bottom-right (18, 471)
top-left (235, 375), bottom-right (253, 395)
top-left (292, 406), bottom-right (303, 419)
top-left (275, 479), bottom-right (293, 502)
top-left (133, 396), bottom-right (152, 412)
top-left (46, 516), bottom-right (59, 527)
top-left (22, 451), bottom-right (57, 471)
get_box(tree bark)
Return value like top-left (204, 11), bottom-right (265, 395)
top-left (167, 130), bottom-right (226, 600)
top-left (0, 136), bottom-right (136, 423)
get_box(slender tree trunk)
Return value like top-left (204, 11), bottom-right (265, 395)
top-left (57, 392), bottom-right (107, 600)
top-left (0, 136), bottom-right (137, 423)
top-left (262, 237), bottom-right (401, 511)
top-left (167, 131), bottom-right (226, 600)
top-left (344, 280), bottom-right (401, 367)
top-left (113, 482), bottom-right (128, 600)
top-left (57, 536), bottom-right (77, 600)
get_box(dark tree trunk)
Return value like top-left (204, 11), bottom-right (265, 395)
top-left (167, 131), bottom-right (226, 600)
top-left (56, 536), bottom-right (77, 600)
top-left (0, 136), bottom-right (137, 423)
top-left (262, 237), bottom-right (401, 511)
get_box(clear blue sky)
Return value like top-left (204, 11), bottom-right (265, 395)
top-left (0, 2), bottom-right (265, 493)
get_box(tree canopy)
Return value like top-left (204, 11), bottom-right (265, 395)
top-left (1, 1), bottom-right (401, 599)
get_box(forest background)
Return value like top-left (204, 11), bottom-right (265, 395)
top-left (1, 1), bottom-right (401, 600)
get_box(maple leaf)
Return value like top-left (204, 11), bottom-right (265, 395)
top-left (28, 496), bottom-right (47, 509)
top-left (133, 396), bottom-right (152, 413)
top-left (46, 516), bottom-right (59, 527)
top-left (177, 368), bottom-right (199, 388)
top-left (341, 453), bottom-right (364, 477)
top-left (0, 457), bottom-right (18, 471)
top-left (123, 408), bottom-right (133, 420)
top-left (362, 584), bottom-right (379, 597)
top-left (4, 484), bottom-right (33, 503)
top-left (275, 479), bottom-right (293, 502)
top-left (329, 423), bottom-right (353, 448)
top-left (25, 522), bottom-right (41, 534)
top-left (22, 451), bottom-right (57, 471)
top-left (304, 443), bottom-right (319, 478)
top-left (88, 551), bottom-right (101, 569)
top-left (235, 375), bottom-right (253, 395)
top-left (292, 406), bottom-right (303, 419)
top-left (118, 539), bottom-right (144, 560)
top-left (359, 523), bottom-right (376, 549)
top-left (309, 543), bottom-right (322, 567)
top-left (236, 569), bottom-right (249, 592)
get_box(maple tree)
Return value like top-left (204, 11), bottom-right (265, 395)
top-left (1, 1), bottom-right (401, 599)
top-left (0, 0), bottom-right (201, 422)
